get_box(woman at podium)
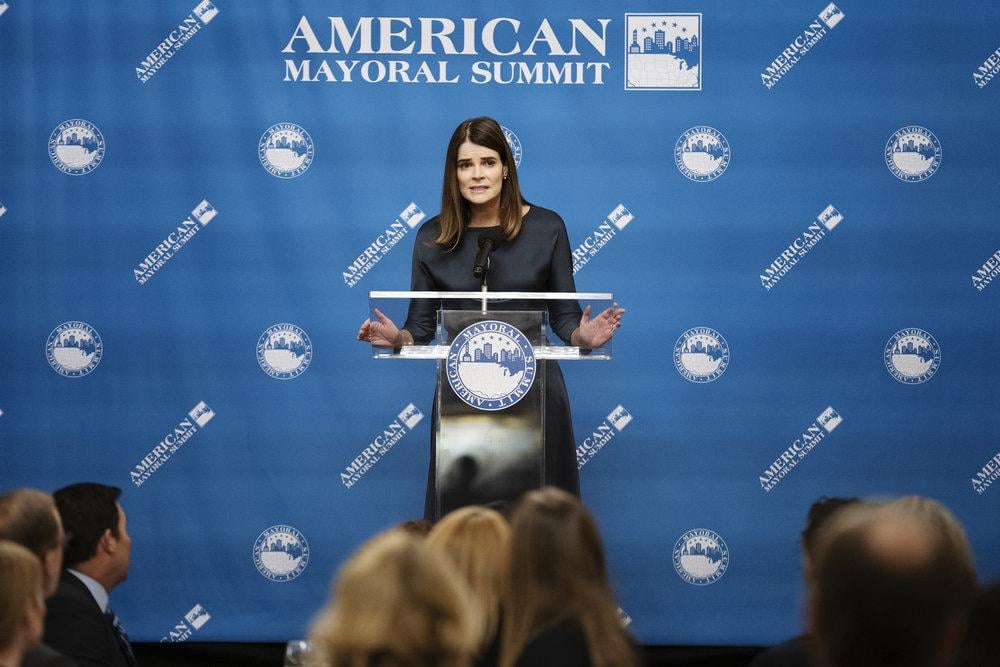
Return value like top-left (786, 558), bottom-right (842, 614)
top-left (358, 116), bottom-right (622, 518)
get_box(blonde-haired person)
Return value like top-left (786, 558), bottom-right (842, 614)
top-left (426, 506), bottom-right (510, 666)
top-left (500, 489), bottom-right (637, 667)
top-left (0, 541), bottom-right (46, 667)
top-left (308, 528), bottom-right (480, 667)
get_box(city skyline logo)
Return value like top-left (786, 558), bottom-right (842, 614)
top-left (257, 324), bottom-right (313, 379)
top-left (885, 126), bottom-right (941, 182)
top-left (674, 126), bottom-right (729, 181)
top-left (884, 328), bottom-right (941, 384)
top-left (48, 120), bottom-right (105, 175)
top-left (160, 603), bottom-right (211, 643)
top-left (343, 202), bottom-right (426, 287)
top-left (342, 403), bottom-right (424, 488)
top-left (135, 0), bottom-right (219, 83)
top-left (760, 204), bottom-right (844, 290)
top-left (131, 401), bottom-right (215, 488)
top-left (501, 125), bottom-right (523, 167)
top-left (760, 406), bottom-right (843, 492)
top-left (674, 327), bottom-right (729, 383)
top-left (761, 3), bottom-right (844, 89)
top-left (253, 525), bottom-right (309, 582)
top-left (46, 321), bottom-right (102, 378)
top-left (673, 529), bottom-right (729, 585)
top-left (624, 13), bottom-right (701, 91)
top-left (259, 123), bottom-right (314, 178)
top-left (447, 321), bottom-right (536, 411)
top-left (572, 204), bottom-right (634, 274)
top-left (134, 199), bottom-right (218, 286)
top-left (577, 404), bottom-right (634, 469)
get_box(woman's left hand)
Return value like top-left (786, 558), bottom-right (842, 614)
top-left (573, 303), bottom-right (625, 349)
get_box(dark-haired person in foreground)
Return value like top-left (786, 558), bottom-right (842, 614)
top-left (499, 488), bottom-right (637, 667)
top-left (808, 496), bottom-right (976, 667)
top-left (750, 497), bottom-right (860, 667)
top-left (45, 484), bottom-right (135, 667)
top-left (0, 488), bottom-right (76, 666)
top-left (358, 116), bottom-right (624, 519)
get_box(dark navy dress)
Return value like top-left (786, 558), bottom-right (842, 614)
top-left (402, 206), bottom-right (582, 518)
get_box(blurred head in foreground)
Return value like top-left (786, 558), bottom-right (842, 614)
top-left (427, 506), bottom-right (510, 652)
top-left (309, 528), bottom-right (479, 667)
top-left (500, 488), bottom-right (636, 667)
top-left (0, 540), bottom-right (46, 663)
top-left (809, 496), bottom-right (976, 667)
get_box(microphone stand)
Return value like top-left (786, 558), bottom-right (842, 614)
top-left (480, 256), bottom-right (489, 314)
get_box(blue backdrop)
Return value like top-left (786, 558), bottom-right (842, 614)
top-left (2, 0), bottom-right (999, 646)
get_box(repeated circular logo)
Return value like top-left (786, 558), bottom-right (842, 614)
top-left (674, 327), bottom-right (729, 383)
top-left (884, 328), bottom-right (941, 384)
top-left (885, 126), bottom-right (941, 182)
top-left (674, 126), bottom-right (730, 181)
top-left (46, 321), bottom-right (103, 377)
top-left (259, 123), bottom-right (314, 178)
top-left (501, 125), bottom-right (523, 167)
top-left (49, 119), bottom-right (105, 175)
top-left (253, 525), bottom-right (309, 582)
top-left (446, 320), bottom-right (536, 411)
top-left (673, 529), bottom-right (729, 585)
top-left (257, 323), bottom-right (313, 379)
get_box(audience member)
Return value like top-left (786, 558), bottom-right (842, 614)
top-left (0, 541), bottom-right (47, 667)
top-left (808, 496), bottom-right (976, 667)
top-left (750, 497), bottom-right (860, 667)
top-left (308, 528), bottom-right (479, 667)
top-left (427, 506), bottom-right (510, 666)
top-left (955, 579), bottom-right (1000, 667)
top-left (396, 519), bottom-right (432, 536)
top-left (46, 484), bottom-right (135, 667)
top-left (499, 488), bottom-right (637, 667)
top-left (0, 489), bottom-right (75, 667)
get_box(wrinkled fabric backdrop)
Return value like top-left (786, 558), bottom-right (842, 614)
top-left (1, 0), bottom-right (999, 645)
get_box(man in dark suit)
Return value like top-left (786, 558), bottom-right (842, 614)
top-left (0, 487), bottom-right (77, 666)
top-left (45, 483), bottom-right (135, 667)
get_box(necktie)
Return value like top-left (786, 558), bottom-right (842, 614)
top-left (105, 607), bottom-right (137, 666)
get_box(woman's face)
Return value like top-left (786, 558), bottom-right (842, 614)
top-left (456, 140), bottom-right (505, 208)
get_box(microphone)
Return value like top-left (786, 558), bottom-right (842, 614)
top-left (472, 230), bottom-right (502, 281)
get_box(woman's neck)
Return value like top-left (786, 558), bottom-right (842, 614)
top-left (467, 199), bottom-right (501, 228)
top-left (0, 643), bottom-right (22, 667)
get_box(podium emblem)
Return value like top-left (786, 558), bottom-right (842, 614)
top-left (446, 320), bottom-right (536, 411)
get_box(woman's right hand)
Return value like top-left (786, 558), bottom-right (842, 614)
top-left (357, 308), bottom-right (402, 347)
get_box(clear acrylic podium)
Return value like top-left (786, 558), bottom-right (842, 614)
top-left (368, 291), bottom-right (614, 519)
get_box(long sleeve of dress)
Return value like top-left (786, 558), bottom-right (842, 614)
top-left (402, 233), bottom-right (440, 344)
top-left (546, 220), bottom-right (583, 345)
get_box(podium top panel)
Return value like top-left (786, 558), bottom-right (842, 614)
top-left (369, 290), bottom-right (613, 300)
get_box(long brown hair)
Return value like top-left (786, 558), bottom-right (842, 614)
top-left (426, 506), bottom-right (510, 652)
top-left (435, 117), bottom-right (526, 249)
top-left (499, 489), bottom-right (636, 667)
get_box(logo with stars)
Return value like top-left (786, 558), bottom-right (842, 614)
top-left (259, 123), bottom-right (314, 178)
top-left (885, 126), bottom-right (941, 182)
top-left (48, 120), bottom-right (106, 175)
top-left (673, 529), bottom-right (729, 585)
top-left (884, 328), bottom-right (941, 384)
top-left (625, 13), bottom-right (701, 90)
top-left (675, 126), bottom-right (730, 181)
top-left (446, 321), bottom-right (536, 411)
top-left (46, 321), bottom-right (103, 378)
top-left (674, 327), bottom-right (729, 383)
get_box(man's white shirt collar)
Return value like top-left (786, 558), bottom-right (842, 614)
top-left (68, 569), bottom-right (109, 613)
